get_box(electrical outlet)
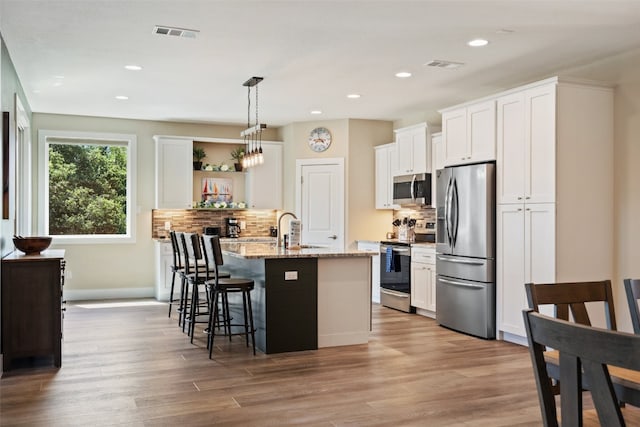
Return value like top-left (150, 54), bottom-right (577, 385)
top-left (164, 221), bottom-right (171, 230)
top-left (65, 270), bottom-right (72, 279)
top-left (240, 221), bottom-right (246, 230)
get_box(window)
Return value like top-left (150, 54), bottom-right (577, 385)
top-left (38, 130), bottom-right (137, 243)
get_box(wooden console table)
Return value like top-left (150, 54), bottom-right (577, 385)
top-left (1, 249), bottom-right (65, 372)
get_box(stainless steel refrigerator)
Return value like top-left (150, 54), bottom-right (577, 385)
top-left (435, 162), bottom-right (496, 339)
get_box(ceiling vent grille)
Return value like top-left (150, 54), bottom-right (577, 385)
top-left (424, 60), bottom-right (464, 69)
top-left (153, 25), bottom-right (199, 39)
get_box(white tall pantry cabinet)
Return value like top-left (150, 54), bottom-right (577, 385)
top-left (495, 78), bottom-right (614, 341)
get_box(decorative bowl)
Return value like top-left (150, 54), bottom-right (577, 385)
top-left (13, 236), bottom-right (52, 255)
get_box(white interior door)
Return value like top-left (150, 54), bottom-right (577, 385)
top-left (296, 159), bottom-right (344, 249)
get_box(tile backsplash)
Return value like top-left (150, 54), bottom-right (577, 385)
top-left (152, 209), bottom-right (277, 239)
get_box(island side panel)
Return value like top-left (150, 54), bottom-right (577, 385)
top-left (317, 257), bottom-right (371, 348)
top-left (220, 256), bottom-right (268, 353)
top-left (264, 258), bottom-right (317, 353)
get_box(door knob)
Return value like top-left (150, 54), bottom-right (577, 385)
top-left (328, 235), bottom-right (337, 240)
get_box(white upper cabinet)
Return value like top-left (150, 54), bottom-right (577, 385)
top-left (374, 143), bottom-right (399, 209)
top-left (497, 84), bottom-right (556, 204)
top-left (442, 100), bottom-right (496, 167)
top-left (394, 122), bottom-right (429, 175)
top-left (155, 137), bottom-right (193, 209)
top-left (245, 142), bottom-right (283, 209)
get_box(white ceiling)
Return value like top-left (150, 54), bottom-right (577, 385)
top-left (2, 0), bottom-right (640, 128)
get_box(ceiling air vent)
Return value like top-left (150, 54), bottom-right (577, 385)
top-left (153, 25), bottom-right (199, 39)
top-left (424, 60), bottom-right (464, 70)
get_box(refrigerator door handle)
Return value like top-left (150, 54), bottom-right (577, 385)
top-left (437, 256), bottom-right (485, 266)
top-left (439, 277), bottom-right (484, 289)
top-left (445, 176), bottom-right (453, 246)
top-left (451, 178), bottom-right (459, 247)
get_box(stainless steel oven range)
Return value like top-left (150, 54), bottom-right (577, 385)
top-left (379, 241), bottom-right (415, 313)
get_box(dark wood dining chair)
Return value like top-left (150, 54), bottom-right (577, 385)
top-left (624, 278), bottom-right (640, 334)
top-left (525, 280), bottom-right (617, 399)
top-left (523, 309), bottom-right (640, 427)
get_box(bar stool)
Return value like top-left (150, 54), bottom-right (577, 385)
top-left (201, 235), bottom-right (256, 358)
top-left (167, 231), bottom-right (184, 318)
top-left (177, 232), bottom-right (231, 332)
top-left (181, 232), bottom-right (214, 339)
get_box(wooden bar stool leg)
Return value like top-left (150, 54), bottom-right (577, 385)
top-left (208, 290), bottom-right (220, 359)
top-left (242, 291), bottom-right (250, 347)
top-left (247, 290), bottom-right (256, 355)
top-left (167, 269), bottom-right (177, 317)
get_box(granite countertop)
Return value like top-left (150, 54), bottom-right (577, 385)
top-left (220, 242), bottom-right (374, 260)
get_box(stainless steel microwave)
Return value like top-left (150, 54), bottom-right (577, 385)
top-left (393, 173), bottom-right (431, 206)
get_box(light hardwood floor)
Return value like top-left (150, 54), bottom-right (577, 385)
top-left (1, 300), bottom-right (638, 426)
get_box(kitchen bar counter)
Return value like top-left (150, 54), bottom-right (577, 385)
top-left (219, 242), bottom-right (373, 354)
top-left (221, 241), bottom-right (372, 259)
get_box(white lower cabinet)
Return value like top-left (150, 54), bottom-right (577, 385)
top-left (497, 203), bottom-right (555, 337)
top-left (154, 240), bottom-right (175, 302)
top-left (411, 246), bottom-right (436, 316)
top-left (357, 241), bottom-right (380, 303)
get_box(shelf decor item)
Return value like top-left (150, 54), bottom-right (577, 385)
top-left (202, 177), bottom-right (233, 204)
top-left (193, 147), bottom-right (206, 170)
top-left (12, 236), bottom-right (52, 255)
top-left (230, 146), bottom-right (245, 171)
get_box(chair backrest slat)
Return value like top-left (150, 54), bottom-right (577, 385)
top-left (525, 280), bottom-right (617, 330)
top-left (624, 278), bottom-right (640, 334)
top-left (201, 235), bottom-right (223, 281)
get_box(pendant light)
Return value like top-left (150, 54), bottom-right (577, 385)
top-left (240, 76), bottom-right (267, 169)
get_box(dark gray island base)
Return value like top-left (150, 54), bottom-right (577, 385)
top-left (223, 256), bottom-right (318, 354)
top-left (220, 242), bottom-right (373, 354)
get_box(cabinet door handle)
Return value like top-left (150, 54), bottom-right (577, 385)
top-left (517, 196), bottom-right (523, 200)
top-left (328, 235), bottom-right (338, 240)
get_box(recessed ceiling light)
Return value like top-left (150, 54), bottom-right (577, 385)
top-left (468, 38), bottom-right (489, 47)
top-left (33, 89), bottom-right (41, 94)
top-left (52, 81), bottom-right (63, 87)
top-left (347, 94), bottom-right (361, 99)
top-left (115, 95), bottom-right (129, 100)
top-left (395, 71), bottom-right (412, 78)
top-left (124, 65), bottom-right (142, 71)
top-left (310, 110), bottom-right (323, 115)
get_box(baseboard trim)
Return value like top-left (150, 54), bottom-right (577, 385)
top-left (63, 287), bottom-right (155, 301)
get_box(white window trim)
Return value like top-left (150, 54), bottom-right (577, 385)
top-left (38, 129), bottom-right (137, 244)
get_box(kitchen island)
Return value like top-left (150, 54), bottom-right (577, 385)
top-left (220, 242), bottom-right (373, 354)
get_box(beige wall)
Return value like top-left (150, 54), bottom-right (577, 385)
top-left (613, 69), bottom-right (640, 333)
top-left (31, 113), bottom-right (278, 299)
top-left (278, 119), bottom-right (394, 248)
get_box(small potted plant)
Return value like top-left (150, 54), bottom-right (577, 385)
top-left (230, 146), bottom-right (245, 171)
top-left (193, 147), bottom-right (206, 170)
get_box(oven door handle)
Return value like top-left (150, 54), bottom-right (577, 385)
top-left (380, 246), bottom-right (410, 254)
top-left (380, 289), bottom-right (410, 298)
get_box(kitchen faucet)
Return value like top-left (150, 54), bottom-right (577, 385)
top-left (277, 212), bottom-right (297, 247)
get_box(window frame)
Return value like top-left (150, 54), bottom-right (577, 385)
top-left (38, 129), bottom-right (137, 244)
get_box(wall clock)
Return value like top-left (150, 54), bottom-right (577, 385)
top-left (308, 127), bottom-right (332, 152)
